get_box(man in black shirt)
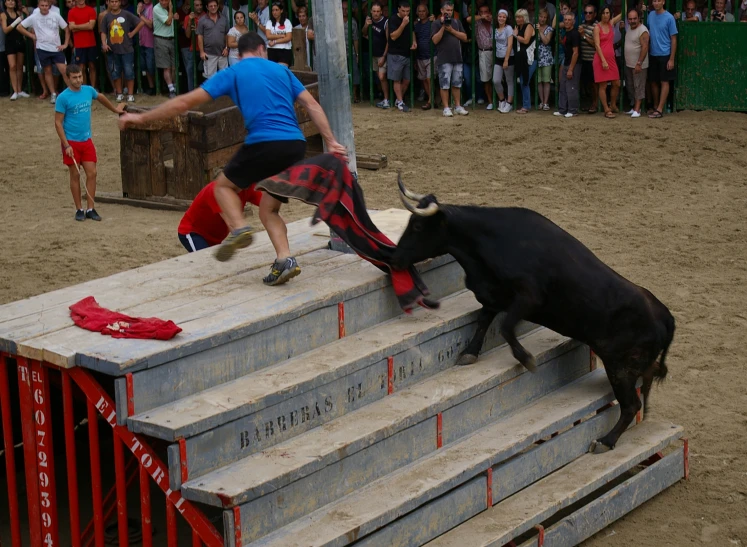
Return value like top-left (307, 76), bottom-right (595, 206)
top-left (554, 13), bottom-right (581, 117)
top-left (362, 1), bottom-right (390, 107)
top-left (386, 0), bottom-right (416, 112)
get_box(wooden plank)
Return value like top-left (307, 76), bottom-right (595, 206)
top-left (356, 153), bottom-right (388, 171)
top-left (291, 69), bottom-right (318, 86)
top-left (120, 129), bottom-right (151, 199)
top-left (355, 477), bottom-right (486, 547)
top-left (94, 192), bottom-right (192, 211)
top-left (122, 106), bottom-right (189, 132)
top-left (426, 421), bottom-right (684, 547)
top-left (519, 447), bottom-right (685, 547)
top-left (180, 330), bottom-right (582, 506)
top-left (172, 131), bottom-right (208, 200)
top-left (292, 29), bottom-right (312, 72)
top-left (149, 131), bottom-right (167, 197)
top-left (188, 108), bottom-right (246, 152)
top-left (229, 369), bottom-right (619, 546)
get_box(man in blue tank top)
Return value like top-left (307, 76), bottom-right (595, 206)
top-left (119, 32), bottom-right (346, 286)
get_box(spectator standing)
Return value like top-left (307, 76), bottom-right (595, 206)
top-left (197, 0), bottom-right (228, 76)
top-left (623, 8), bottom-right (647, 118)
top-left (248, 0), bottom-right (269, 44)
top-left (227, 10), bottom-right (248, 66)
top-left (68, 0), bottom-right (98, 88)
top-left (536, 8), bottom-right (553, 110)
top-left (54, 64), bottom-right (123, 221)
top-left (431, 0), bottom-right (468, 116)
top-left (342, 0), bottom-right (360, 101)
top-left (386, 0), bottom-right (415, 112)
top-left (100, 0), bottom-right (143, 102)
top-left (709, 0), bottom-right (735, 20)
top-left (1, 0), bottom-right (30, 100)
top-left (153, 0), bottom-right (178, 97)
top-left (180, 0), bottom-right (204, 91)
top-left (0, 11), bottom-right (7, 97)
top-left (646, 0), bottom-right (676, 118)
top-left (135, 0), bottom-right (155, 94)
top-left (474, 4), bottom-right (494, 109)
top-left (16, 0), bottom-right (70, 103)
top-left (413, 3), bottom-right (434, 109)
top-left (577, 3), bottom-right (597, 112)
top-left (553, 11), bottom-right (580, 116)
top-left (592, 6), bottom-right (621, 118)
top-left (493, 8), bottom-right (514, 113)
top-left (293, 5), bottom-right (314, 68)
top-left (513, 7), bottom-right (535, 113)
top-left (362, 1), bottom-right (389, 108)
top-left (676, 0), bottom-right (702, 21)
top-left (263, 1), bottom-right (292, 67)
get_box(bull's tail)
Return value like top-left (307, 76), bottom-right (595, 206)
top-left (655, 312), bottom-right (675, 383)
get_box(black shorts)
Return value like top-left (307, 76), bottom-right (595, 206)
top-left (5, 36), bottom-right (26, 55)
top-left (647, 55), bottom-right (676, 83)
top-left (268, 48), bottom-right (294, 66)
top-left (74, 46), bottom-right (99, 65)
top-left (581, 60), bottom-right (595, 84)
top-left (222, 140), bottom-right (306, 202)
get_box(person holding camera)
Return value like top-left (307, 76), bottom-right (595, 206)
top-left (431, 0), bottom-right (469, 117)
top-left (709, 0), bottom-right (735, 21)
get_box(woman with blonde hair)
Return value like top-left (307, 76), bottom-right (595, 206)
top-left (592, 5), bottom-right (622, 118)
top-left (537, 8), bottom-right (554, 110)
top-left (513, 8), bottom-right (536, 113)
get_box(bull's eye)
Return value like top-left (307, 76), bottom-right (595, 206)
top-left (413, 224), bottom-right (423, 233)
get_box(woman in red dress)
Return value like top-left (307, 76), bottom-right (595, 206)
top-left (592, 6), bottom-right (622, 118)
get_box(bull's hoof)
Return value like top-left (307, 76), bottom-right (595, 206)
top-left (456, 353), bottom-right (478, 366)
top-left (522, 355), bottom-right (538, 374)
top-left (588, 439), bottom-right (614, 454)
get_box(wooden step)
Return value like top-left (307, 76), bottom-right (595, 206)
top-left (425, 421), bottom-right (684, 547)
top-left (129, 291), bottom-right (539, 441)
top-left (228, 368), bottom-right (619, 547)
top-left (182, 331), bottom-right (592, 540)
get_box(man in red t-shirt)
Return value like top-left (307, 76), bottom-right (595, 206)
top-left (178, 181), bottom-right (262, 252)
top-left (68, 0), bottom-right (99, 87)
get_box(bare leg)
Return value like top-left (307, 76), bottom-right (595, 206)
top-left (393, 81), bottom-right (404, 102)
top-left (452, 86), bottom-right (461, 108)
top-left (598, 82), bottom-right (609, 113)
top-left (439, 87), bottom-right (449, 109)
top-left (400, 79), bottom-right (410, 98)
top-left (650, 82), bottom-right (661, 112)
top-left (125, 79), bottom-right (135, 96)
top-left (43, 66), bottom-right (56, 96)
top-left (69, 165), bottom-right (82, 210)
top-left (610, 80), bottom-right (620, 112)
top-left (483, 81), bottom-right (492, 104)
top-left (88, 62), bottom-right (97, 89)
top-left (55, 63), bottom-right (70, 87)
top-left (213, 172), bottom-right (246, 230)
top-left (633, 97), bottom-right (642, 113)
top-left (82, 162), bottom-right (97, 210)
top-left (259, 193), bottom-right (291, 260)
top-left (8, 55), bottom-right (20, 94)
top-left (423, 77), bottom-right (432, 103)
top-left (658, 81), bottom-right (669, 113)
top-left (379, 72), bottom-right (389, 101)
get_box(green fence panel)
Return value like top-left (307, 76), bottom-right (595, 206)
top-left (676, 22), bottom-right (747, 112)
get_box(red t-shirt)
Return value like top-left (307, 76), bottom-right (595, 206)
top-left (68, 6), bottom-right (98, 48)
top-left (178, 182), bottom-right (263, 246)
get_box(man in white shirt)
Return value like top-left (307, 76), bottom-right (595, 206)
top-left (623, 8), bottom-right (649, 118)
top-left (16, 0), bottom-right (70, 103)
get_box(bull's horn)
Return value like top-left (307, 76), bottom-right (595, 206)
top-left (397, 171), bottom-right (426, 202)
top-left (399, 190), bottom-right (440, 217)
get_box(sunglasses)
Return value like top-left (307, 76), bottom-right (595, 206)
top-left (585, 10), bottom-right (594, 13)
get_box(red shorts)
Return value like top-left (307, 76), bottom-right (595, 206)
top-left (62, 139), bottom-right (98, 166)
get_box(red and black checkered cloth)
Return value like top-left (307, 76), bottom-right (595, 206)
top-left (256, 153), bottom-right (439, 313)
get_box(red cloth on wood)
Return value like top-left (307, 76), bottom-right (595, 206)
top-left (70, 297), bottom-right (182, 340)
top-left (178, 181), bottom-right (263, 246)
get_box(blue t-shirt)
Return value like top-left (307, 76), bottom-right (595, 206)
top-left (647, 10), bottom-right (677, 56)
top-left (200, 58), bottom-right (306, 146)
top-left (55, 85), bottom-right (99, 142)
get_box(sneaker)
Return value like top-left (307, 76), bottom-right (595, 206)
top-left (553, 111), bottom-right (564, 116)
top-left (50, 93), bottom-right (57, 104)
top-left (75, 209), bottom-right (85, 222)
top-left (564, 112), bottom-right (576, 118)
top-left (631, 110), bottom-right (641, 118)
top-left (214, 226), bottom-right (254, 262)
top-left (477, 98), bottom-right (485, 105)
top-left (486, 103), bottom-right (494, 110)
top-left (376, 99), bottom-right (390, 109)
top-left (18, 91), bottom-right (30, 98)
top-left (542, 103), bottom-right (550, 111)
top-left (500, 102), bottom-right (513, 113)
top-left (169, 91), bottom-right (177, 99)
top-left (400, 103), bottom-right (410, 112)
top-left (455, 105), bottom-right (469, 116)
top-left (625, 109), bottom-right (635, 115)
top-left (443, 107), bottom-right (453, 117)
top-left (116, 94), bottom-right (124, 102)
top-left (263, 257), bottom-right (301, 286)
top-left (85, 208), bottom-right (102, 221)
top-left (127, 95), bottom-right (135, 103)
top-left (463, 99), bottom-right (473, 107)
top-left (10, 93), bottom-right (18, 101)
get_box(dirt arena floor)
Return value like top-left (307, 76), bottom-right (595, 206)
top-left (0, 96), bottom-right (745, 546)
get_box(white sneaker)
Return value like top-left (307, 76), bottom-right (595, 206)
top-left (10, 93), bottom-right (18, 101)
top-left (501, 102), bottom-right (513, 113)
top-left (625, 109), bottom-right (635, 115)
top-left (50, 93), bottom-right (57, 104)
top-left (631, 110), bottom-right (641, 118)
top-left (486, 103), bottom-right (494, 110)
top-left (18, 91), bottom-right (30, 98)
top-left (376, 99), bottom-right (390, 109)
top-left (553, 111), bottom-right (563, 116)
top-left (477, 98), bottom-right (485, 105)
top-left (116, 94), bottom-right (124, 102)
top-left (443, 107), bottom-right (453, 117)
top-left (564, 112), bottom-right (575, 118)
top-left (455, 105), bottom-right (469, 116)
top-left (463, 99), bottom-right (473, 107)
top-left (127, 95), bottom-right (135, 103)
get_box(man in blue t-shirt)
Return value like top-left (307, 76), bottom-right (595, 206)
top-left (54, 64), bottom-right (124, 222)
top-left (646, 0), bottom-right (677, 119)
top-left (119, 31), bottom-right (346, 286)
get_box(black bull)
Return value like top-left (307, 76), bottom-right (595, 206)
top-left (392, 176), bottom-right (675, 452)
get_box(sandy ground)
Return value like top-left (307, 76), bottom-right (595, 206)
top-left (0, 96), bottom-right (746, 546)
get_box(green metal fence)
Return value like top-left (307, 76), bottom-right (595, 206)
top-left (675, 21), bottom-right (747, 112)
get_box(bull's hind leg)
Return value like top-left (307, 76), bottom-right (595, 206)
top-left (457, 307), bottom-right (498, 366)
top-left (590, 363), bottom-right (641, 453)
top-left (499, 295), bottom-right (538, 373)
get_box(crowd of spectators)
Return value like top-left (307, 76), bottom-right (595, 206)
top-left (0, 0), bottom-right (744, 111)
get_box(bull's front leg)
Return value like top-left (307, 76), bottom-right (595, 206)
top-left (589, 364), bottom-right (641, 453)
top-left (457, 306), bottom-right (499, 366)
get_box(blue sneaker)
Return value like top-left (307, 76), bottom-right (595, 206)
top-left (263, 257), bottom-right (301, 286)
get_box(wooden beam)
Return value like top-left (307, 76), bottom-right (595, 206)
top-left (122, 106), bottom-right (189, 133)
top-left (292, 29), bottom-right (312, 72)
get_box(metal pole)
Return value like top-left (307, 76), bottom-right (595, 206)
top-left (471, 0), bottom-right (476, 108)
top-left (368, 11), bottom-right (374, 104)
top-left (174, 18), bottom-right (180, 94)
top-left (0, 355), bottom-right (22, 547)
top-left (409, 7), bottom-right (414, 108)
top-left (312, 0), bottom-right (357, 172)
top-left (348, 0), bottom-right (353, 101)
top-left (534, 0), bottom-right (539, 109)
top-left (388, 0), bottom-right (394, 104)
top-left (491, 0), bottom-right (496, 108)
top-left (430, 0), bottom-right (435, 107)
top-left (555, 4), bottom-right (559, 107)
top-left (191, 0), bottom-right (197, 90)
top-left (308, 0), bottom-right (314, 70)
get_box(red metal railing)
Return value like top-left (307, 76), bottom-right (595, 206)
top-left (0, 352), bottom-right (224, 547)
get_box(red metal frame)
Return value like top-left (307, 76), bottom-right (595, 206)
top-left (126, 372), bottom-right (135, 417)
top-left (82, 457), bottom-right (138, 547)
top-left (166, 499), bottom-right (178, 547)
top-left (535, 524), bottom-right (545, 546)
top-left (114, 434), bottom-right (129, 547)
top-left (486, 467), bottom-right (493, 507)
top-left (139, 463), bottom-right (153, 547)
top-left (0, 354), bottom-right (22, 547)
top-left (193, 530), bottom-right (203, 547)
top-left (338, 302), bottom-right (346, 338)
top-left (436, 412), bottom-right (443, 448)
top-left (683, 437), bottom-right (690, 480)
top-left (62, 370), bottom-right (82, 547)
top-left (387, 356), bottom-right (394, 395)
top-left (17, 357), bottom-right (44, 547)
top-left (180, 438), bottom-right (189, 484)
top-left (232, 506), bottom-right (242, 546)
